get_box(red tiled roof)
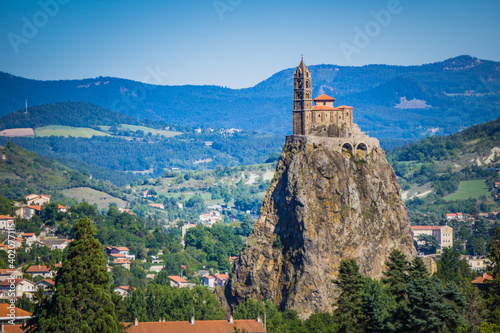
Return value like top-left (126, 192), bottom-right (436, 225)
top-left (0, 303), bottom-right (32, 319)
top-left (169, 275), bottom-right (187, 284)
top-left (58, 204), bottom-right (66, 209)
top-left (110, 253), bottom-right (126, 258)
top-left (472, 273), bottom-right (493, 284)
top-left (312, 105), bottom-right (336, 110)
top-left (117, 247), bottom-right (130, 251)
top-left (313, 94), bottom-right (335, 101)
top-left (22, 233), bottom-right (35, 237)
top-left (124, 320), bottom-right (266, 333)
top-left (0, 269), bottom-right (20, 275)
top-left (0, 279), bottom-right (29, 286)
top-left (411, 226), bottom-right (445, 230)
top-left (26, 265), bottom-right (51, 273)
top-left (337, 105), bottom-right (353, 109)
top-left (39, 279), bottom-right (55, 285)
top-left (0, 215), bottom-right (14, 219)
top-left (214, 273), bottom-right (229, 280)
top-left (26, 205), bottom-right (42, 211)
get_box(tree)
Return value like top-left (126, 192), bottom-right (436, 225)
top-left (487, 227), bottom-right (500, 325)
top-left (333, 258), bottom-right (366, 333)
top-left (381, 249), bottom-right (410, 332)
top-left (362, 278), bottom-right (395, 333)
top-left (27, 218), bottom-right (122, 332)
top-left (417, 234), bottom-right (439, 254)
top-left (406, 278), bottom-right (466, 333)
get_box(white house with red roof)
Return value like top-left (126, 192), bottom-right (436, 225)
top-left (0, 269), bottom-right (23, 282)
top-left (106, 246), bottom-right (135, 261)
top-left (411, 225), bottom-right (453, 249)
top-left (114, 285), bottom-right (134, 298)
top-left (0, 215), bottom-right (14, 230)
top-left (445, 212), bottom-right (463, 220)
top-left (168, 275), bottom-right (188, 288)
top-left (26, 265), bottom-right (53, 278)
top-left (24, 194), bottom-right (51, 206)
top-left (21, 233), bottom-right (37, 246)
top-left (0, 279), bottom-right (36, 299)
top-left (201, 275), bottom-right (216, 288)
top-left (0, 303), bottom-right (32, 326)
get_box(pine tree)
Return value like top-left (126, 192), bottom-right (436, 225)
top-left (381, 249), bottom-right (410, 332)
top-left (409, 256), bottom-right (429, 280)
top-left (27, 218), bottom-right (122, 332)
top-left (333, 258), bottom-right (366, 333)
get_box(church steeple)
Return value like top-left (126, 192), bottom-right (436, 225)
top-left (293, 58), bottom-right (312, 135)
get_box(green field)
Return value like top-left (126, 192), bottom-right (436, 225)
top-left (35, 125), bottom-right (110, 138)
top-left (117, 124), bottom-right (182, 137)
top-left (444, 180), bottom-right (490, 201)
top-left (62, 187), bottom-right (128, 210)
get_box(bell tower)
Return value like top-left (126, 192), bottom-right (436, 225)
top-left (293, 58), bottom-right (312, 135)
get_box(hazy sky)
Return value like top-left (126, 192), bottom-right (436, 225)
top-left (1, 0), bottom-right (499, 88)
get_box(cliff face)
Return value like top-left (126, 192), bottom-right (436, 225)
top-left (225, 136), bottom-right (416, 318)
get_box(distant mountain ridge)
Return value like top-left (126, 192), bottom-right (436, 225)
top-left (1, 55), bottom-right (499, 142)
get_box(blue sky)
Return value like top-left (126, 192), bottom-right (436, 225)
top-left (1, 0), bottom-right (499, 88)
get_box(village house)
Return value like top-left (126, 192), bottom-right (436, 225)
top-left (0, 279), bottom-right (36, 299)
top-left (0, 269), bottom-right (23, 282)
top-left (3, 237), bottom-right (24, 249)
top-left (26, 265), bottom-right (54, 278)
top-left (21, 233), bottom-right (37, 247)
top-left (462, 255), bottom-right (491, 271)
top-left (411, 225), bottom-right (454, 249)
top-left (0, 303), bottom-right (32, 326)
top-left (112, 258), bottom-right (131, 270)
top-left (24, 194), bottom-right (51, 206)
top-left (114, 286), bottom-right (133, 298)
top-left (472, 273), bottom-right (493, 290)
top-left (201, 275), bottom-right (215, 288)
top-left (106, 246), bottom-right (135, 261)
top-left (35, 279), bottom-right (55, 296)
top-left (16, 205), bottom-right (42, 220)
top-left (40, 238), bottom-right (70, 251)
top-left (0, 215), bottom-right (14, 230)
top-left (125, 317), bottom-right (267, 333)
top-left (149, 203), bottom-right (165, 210)
top-left (445, 212), bottom-right (463, 220)
top-left (57, 204), bottom-right (67, 212)
top-left (199, 210), bottom-right (223, 226)
top-left (168, 275), bottom-right (188, 288)
top-left (118, 208), bottom-right (137, 216)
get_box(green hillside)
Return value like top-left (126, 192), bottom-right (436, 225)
top-left (0, 142), bottom-right (127, 203)
top-left (387, 117), bottom-right (500, 218)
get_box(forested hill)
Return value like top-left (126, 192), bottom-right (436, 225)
top-left (0, 102), bottom-right (145, 130)
top-left (1, 55), bottom-right (499, 144)
top-left (388, 117), bottom-right (500, 164)
top-left (0, 142), bottom-right (124, 201)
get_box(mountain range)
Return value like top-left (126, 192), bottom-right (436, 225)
top-left (1, 55), bottom-right (499, 145)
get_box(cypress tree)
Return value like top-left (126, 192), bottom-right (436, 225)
top-left (27, 218), bottom-right (122, 332)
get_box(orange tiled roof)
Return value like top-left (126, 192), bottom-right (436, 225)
top-left (39, 279), bottom-right (55, 285)
top-left (22, 233), bottom-right (35, 237)
top-left (0, 303), bottom-right (32, 318)
top-left (0, 215), bottom-right (13, 219)
top-left (214, 273), bottom-right (229, 280)
top-left (169, 275), bottom-right (187, 284)
top-left (124, 319), bottom-right (266, 333)
top-left (26, 265), bottom-right (51, 273)
top-left (472, 273), bottom-right (493, 284)
top-left (26, 205), bottom-right (42, 211)
top-left (0, 279), bottom-right (29, 286)
top-left (313, 94), bottom-right (335, 101)
top-left (57, 204), bottom-right (66, 209)
top-left (411, 226), bottom-right (445, 230)
top-left (336, 105), bottom-right (353, 109)
top-left (117, 247), bottom-right (130, 251)
top-left (312, 105), bottom-right (336, 110)
top-left (110, 253), bottom-right (126, 258)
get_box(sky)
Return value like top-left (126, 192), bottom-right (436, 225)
top-left (1, 0), bottom-right (499, 89)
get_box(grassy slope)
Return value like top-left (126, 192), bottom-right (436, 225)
top-left (35, 125), bottom-right (110, 138)
top-left (444, 180), bottom-right (491, 201)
